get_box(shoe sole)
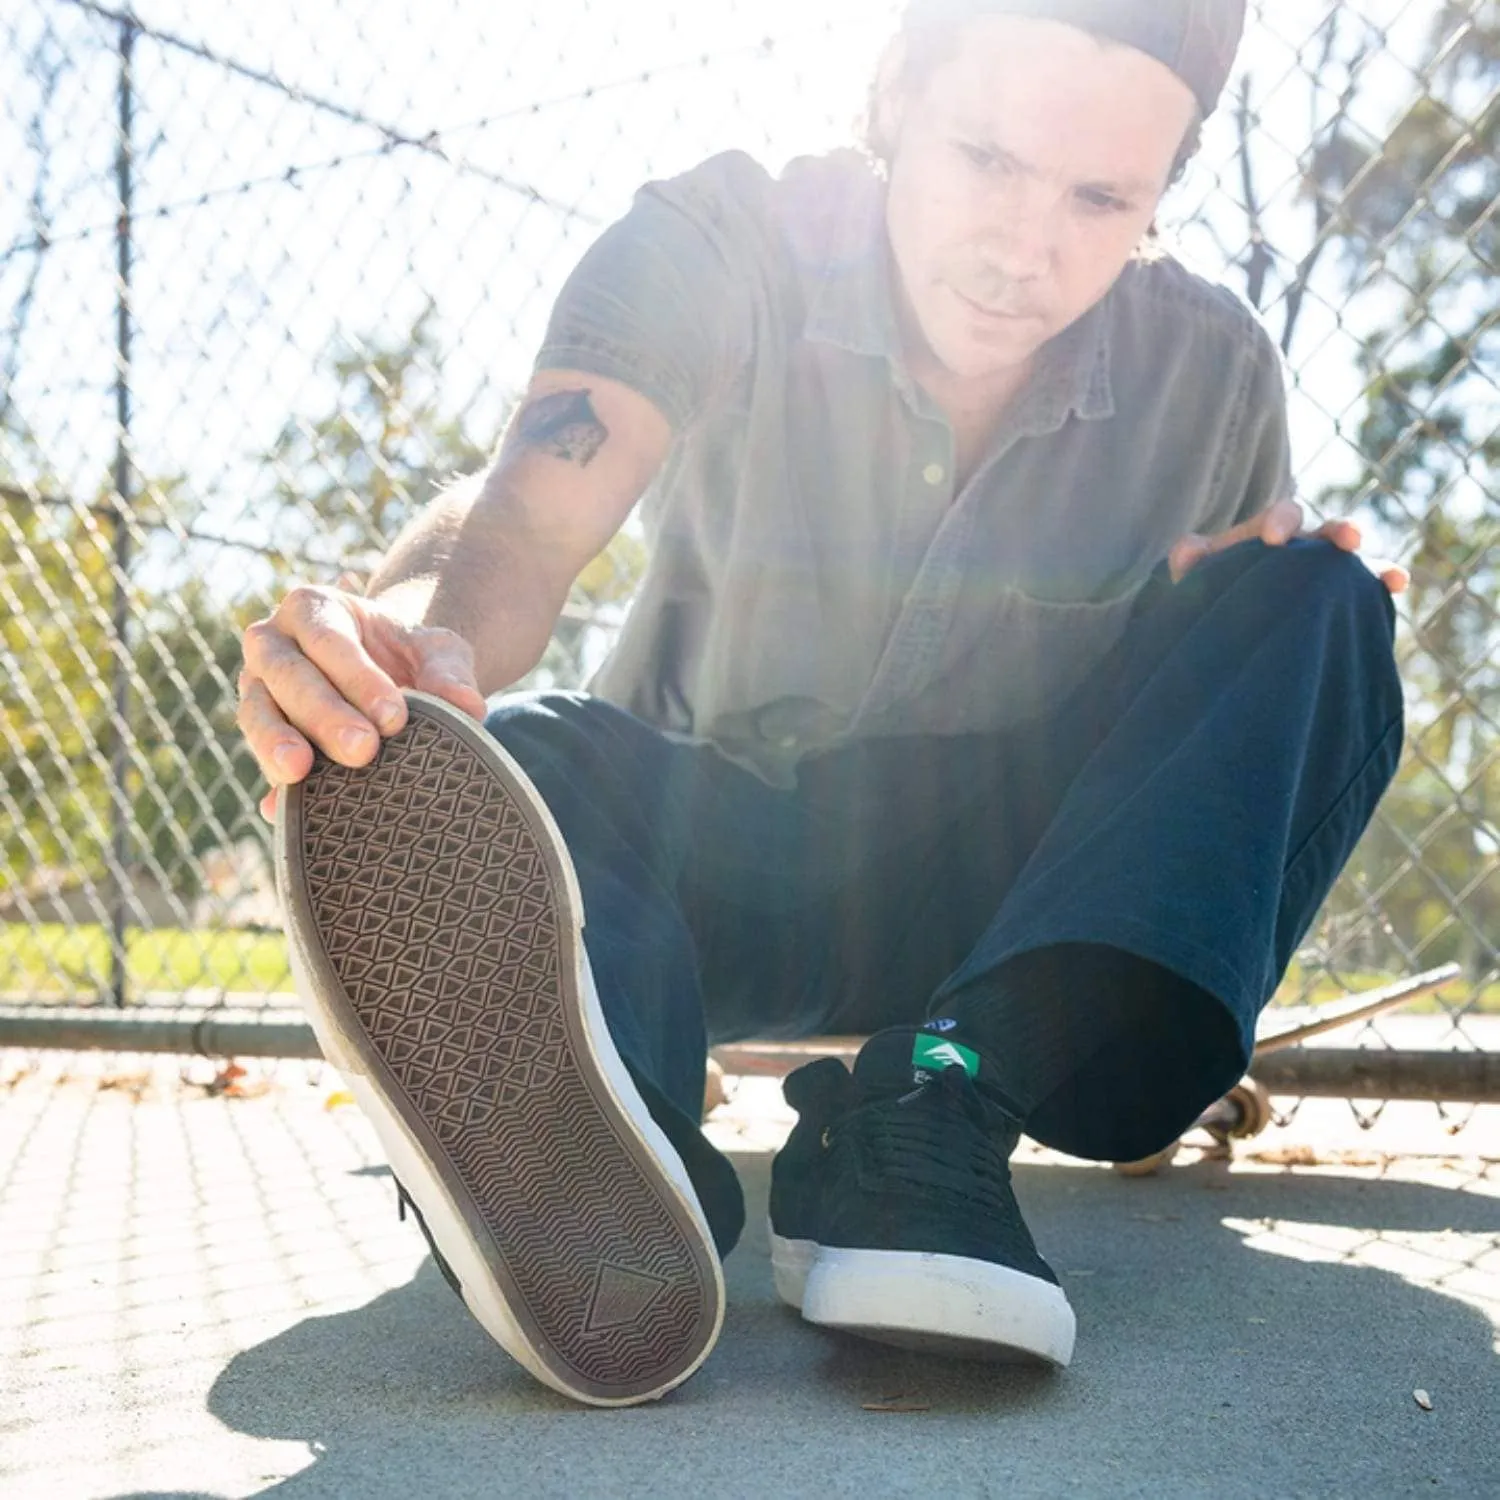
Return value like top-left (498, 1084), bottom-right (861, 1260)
top-left (275, 691), bottom-right (724, 1406)
top-left (776, 1234), bottom-right (1075, 1367)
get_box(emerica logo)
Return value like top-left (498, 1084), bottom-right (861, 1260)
top-left (911, 1034), bottom-right (979, 1080)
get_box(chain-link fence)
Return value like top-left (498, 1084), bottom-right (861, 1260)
top-left (2, 1), bottom-right (1497, 1124)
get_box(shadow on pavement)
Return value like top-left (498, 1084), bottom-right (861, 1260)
top-left (153, 1154), bottom-right (1498, 1499)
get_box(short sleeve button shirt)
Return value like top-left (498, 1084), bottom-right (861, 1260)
top-left (533, 148), bottom-right (1293, 786)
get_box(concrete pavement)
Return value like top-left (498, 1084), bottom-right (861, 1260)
top-left (1, 1049), bottom-right (1496, 1499)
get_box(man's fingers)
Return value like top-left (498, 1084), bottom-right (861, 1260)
top-left (1171, 497), bottom-right (1315, 583)
top-left (1167, 534), bottom-right (1210, 583)
top-left (1257, 497), bottom-right (1304, 545)
top-left (1306, 517), bottom-right (1410, 592)
top-left (235, 676), bottom-right (314, 787)
top-left (416, 671), bottom-right (489, 721)
top-left (1311, 517), bottom-right (1362, 550)
top-left (242, 621), bottom-right (385, 768)
top-left (273, 587), bottom-right (407, 734)
top-left (1204, 502), bottom-right (1292, 558)
top-left (410, 633), bottom-right (488, 720)
top-left (260, 786), bottom-right (279, 824)
top-left (1177, 508), bottom-right (1272, 574)
top-left (238, 587), bottom-right (487, 799)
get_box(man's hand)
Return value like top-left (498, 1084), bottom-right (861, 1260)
top-left (1167, 498), bottom-right (1410, 595)
top-left (237, 582), bottom-right (489, 824)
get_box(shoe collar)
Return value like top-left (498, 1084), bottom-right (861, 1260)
top-left (853, 1025), bottom-right (1027, 1129)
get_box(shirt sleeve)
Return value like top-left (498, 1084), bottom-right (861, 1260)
top-left (1227, 323), bottom-right (1295, 527)
top-left (531, 152), bottom-right (768, 432)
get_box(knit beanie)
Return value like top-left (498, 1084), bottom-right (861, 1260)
top-left (899, 0), bottom-right (1247, 117)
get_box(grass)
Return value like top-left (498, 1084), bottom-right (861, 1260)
top-left (2, 924), bottom-right (1497, 1012)
top-left (1, 922), bottom-right (293, 999)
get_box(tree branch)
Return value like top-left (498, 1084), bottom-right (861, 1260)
top-left (0, 483), bottom-right (311, 568)
top-left (1282, 19), bottom-right (1372, 356)
top-left (1235, 74), bottom-right (1273, 313)
top-left (1, 26), bottom-right (66, 430)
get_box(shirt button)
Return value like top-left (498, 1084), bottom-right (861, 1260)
top-left (923, 462), bottom-right (946, 486)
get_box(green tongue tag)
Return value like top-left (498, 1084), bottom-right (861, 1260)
top-left (911, 1034), bottom-right (980, 1081)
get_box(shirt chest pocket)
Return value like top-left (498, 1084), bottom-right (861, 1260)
top-left (884, 579), bottom-right (1152, 737)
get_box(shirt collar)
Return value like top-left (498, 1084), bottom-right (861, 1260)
top-left (796, 153), bottom-right (1117, 427)
top-left (796, 155), bottom-right (902, 361)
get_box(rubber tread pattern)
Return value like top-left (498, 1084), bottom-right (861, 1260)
top-left (293, 706), bottom-right (716, 1397)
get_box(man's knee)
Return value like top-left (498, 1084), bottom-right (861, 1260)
top-left (483, 688), bottom-right (584, 741)
top-left (479, 691), bottom-right (608, 793)
top-left (1250, 536), bottom-right (1397, 631)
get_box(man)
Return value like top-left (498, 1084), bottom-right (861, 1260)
top-left (239, 0), bottom-right (1408, 1407)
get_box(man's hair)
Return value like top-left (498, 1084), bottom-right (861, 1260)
top-left (856, 12), bottom-right (1206, 189)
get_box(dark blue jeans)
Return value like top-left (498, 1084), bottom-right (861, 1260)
top-left (483, 538), bottom-right (1403, 1249)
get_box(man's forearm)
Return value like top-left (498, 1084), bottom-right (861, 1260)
top-left (365, 471), bottom-right (571, 696)
top-left (363, 369), bottom-right (671, 695)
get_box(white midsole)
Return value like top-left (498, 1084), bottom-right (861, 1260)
top-left (798, 1245), bottom-right (1076, 1367)
top-left (275, 691), bottom-right (724, 1406)
top-left (768, 1227), bottom-right (818, 1310)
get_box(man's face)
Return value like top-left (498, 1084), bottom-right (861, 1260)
top-left (882, 16), bottom-right (1199, 386)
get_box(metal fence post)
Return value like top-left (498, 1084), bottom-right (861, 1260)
top-left (108, 14), bottom-right (136, 1008)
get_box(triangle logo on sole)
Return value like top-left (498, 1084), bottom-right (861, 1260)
top-left (585, 1261), bottom-right (667, 1332)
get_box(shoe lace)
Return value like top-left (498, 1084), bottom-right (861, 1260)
top-left (896, 1060), bottom-right (988, 1117)
top-left (394, 1177), bottom-right (464, 1297)
top-left (838, 1063), bottom-right (1020, 1206)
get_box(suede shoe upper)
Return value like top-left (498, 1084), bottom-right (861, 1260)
top-left (771, 1025), bottom-right (1059, 1287)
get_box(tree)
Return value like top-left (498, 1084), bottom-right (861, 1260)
top-left (1, 461), bottom-right (121, 899)
top-left (266, 303), bottom-right (489, 578)
top-left (1225, 1), bottom-right (1499, 986)
top-left (1, 13), bottom-right (261, 947)
top-left (1, 441), bottom-right (260, 913)
top-left (4, 302), bottom-right (648, 940)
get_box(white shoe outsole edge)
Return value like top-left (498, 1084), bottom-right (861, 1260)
top-left (769, 1222), bottom-right (1075, 1368)
top-left (275, 691), bottom-right (725, 1407)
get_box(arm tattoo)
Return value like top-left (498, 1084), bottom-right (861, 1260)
top-left (515, 389), bottom-right (609, 467)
